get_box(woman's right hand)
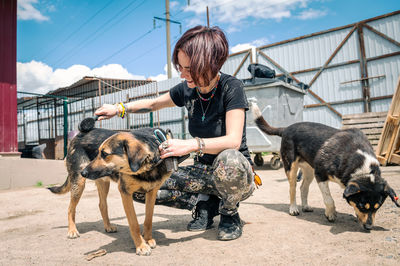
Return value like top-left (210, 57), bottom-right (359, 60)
top-left (94, 104), bottom-right (119, 121)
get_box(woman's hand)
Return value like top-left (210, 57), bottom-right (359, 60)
top-left (94, 104), bottom-right (119, 121)
top-left (159, 138), bottom-right (196, 159)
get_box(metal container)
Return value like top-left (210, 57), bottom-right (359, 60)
top-left (244, 78), bottom-right (306, 168)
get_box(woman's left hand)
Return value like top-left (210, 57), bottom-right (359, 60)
top-left (159, 138), bottom-right (195, 159)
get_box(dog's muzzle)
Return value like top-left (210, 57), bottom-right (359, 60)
top-left (81, 169), bottom-right (89, 178)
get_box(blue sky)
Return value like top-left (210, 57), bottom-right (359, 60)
top-left (17, 0), bottom-right (399, 94)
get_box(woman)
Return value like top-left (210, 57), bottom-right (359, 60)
top-left (95, 25), bottom-right (255, 241)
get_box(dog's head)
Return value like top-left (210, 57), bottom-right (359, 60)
top-left (343, 177), bottom-right (400, 230)
top-left (80, 132), bottom-right (160, 180)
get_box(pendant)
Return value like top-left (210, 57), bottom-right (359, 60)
top-left (202, 115), bottom-right (205, 122)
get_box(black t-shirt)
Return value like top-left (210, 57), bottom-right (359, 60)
top-left (170, 72), bottom-right (252, 165)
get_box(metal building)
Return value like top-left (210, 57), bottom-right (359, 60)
top-left (17, 76), bottom-right (183, 159)
top-left (222, 11), bottom-right (400, 129)
top-left (0, 0), bottom-right (18, 156)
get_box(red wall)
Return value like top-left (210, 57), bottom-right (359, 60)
top-left (0, 0), bottom-right (18, 154)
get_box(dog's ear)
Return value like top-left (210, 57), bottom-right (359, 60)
top-left (343, 182), bottom-right (360, 198)
top-left (123, 135), bottom-right (150, 173)
top-left (384, 182), bottom-right (400, 207)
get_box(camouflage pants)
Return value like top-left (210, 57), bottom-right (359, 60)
top-left (133, 149), bottom-right (255, 216)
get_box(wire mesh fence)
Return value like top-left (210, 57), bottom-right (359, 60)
top-left (17, 77), bottom-right (187, 159)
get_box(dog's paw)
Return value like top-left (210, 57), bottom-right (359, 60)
top-left (325, 210), bottom-right (337, 222)
top-left (302, 205), bottom-right (313, 212)
top-left (104, 225), bottom-right (117, 233)
top-left (147, 239), bottom-right (157, 249)
top-left (289, 205), bottom-right (300, 216)
top-left (67, 229), bottom-right (80, 239)
top-left (135, 243), bottom-right (152, 256)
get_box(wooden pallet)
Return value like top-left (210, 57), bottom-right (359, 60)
top-left (342, 111), bottom-right (387, 150)
top-left (376, 76), bottom-right (400, 166)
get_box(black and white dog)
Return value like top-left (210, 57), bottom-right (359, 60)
top-left (250, 102), bottom-right (399, 230)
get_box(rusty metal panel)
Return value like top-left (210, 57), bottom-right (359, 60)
top-left (0, 0), bottom-right (18, 154)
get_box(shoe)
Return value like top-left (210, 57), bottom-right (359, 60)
top-left (217, 213), bottom-right (243, 241)
top-left (187, 195), bottom-right (220, 231)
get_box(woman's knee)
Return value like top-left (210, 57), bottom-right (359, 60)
top-left (212, 149), bottom-right (252, 184)
top-left (213, 149), bottom-right (244, 168)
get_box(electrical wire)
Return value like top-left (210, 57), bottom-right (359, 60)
top-left (124, 32), bottom-right (182, 67)
top-left (40, 0), bottom-right (114, 62)
top-left (93, 25), bottom-right (163, 68)
top-left (53, 0), bottom-right (145, 68)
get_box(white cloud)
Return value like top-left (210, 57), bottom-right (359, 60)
top-left (297, 8), bottom-right (327, 20)
top-left (183, 0), bottom-right (321, 26)
top-left (18, 0), bottom-right (49, 21)
top-left (230, 38), bottom-right (269, 53)
top-left (170, 1), bottom-right (180, 10)
top-left (148, 64), bottom-right (180, 82)
top-left (17, 61), bottom-right (146, 94)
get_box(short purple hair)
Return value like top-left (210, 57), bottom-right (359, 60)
top-left (172, 25), bottom-right (229, 87)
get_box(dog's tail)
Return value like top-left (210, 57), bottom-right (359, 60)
top-left (47, 175), bottom-right (71, 194)
top-left (78, 115), bottom-right (98, 133)
top-left (249, 100), bottom-right (284, 137)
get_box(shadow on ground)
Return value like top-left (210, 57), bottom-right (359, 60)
top-left (242, 202), bottom-right (389, 235)
top-left (52, 212), bottom-right (219, 255)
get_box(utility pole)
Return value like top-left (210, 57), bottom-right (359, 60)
top-left (154, 0), bottom-right (182, 79)
top-left (206, 6), bottom-right (209, 27)
top-left (166, 0), bottom-right (171, 78)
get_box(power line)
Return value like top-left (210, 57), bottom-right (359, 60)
top-left (124, 31), bottom-right (182, 67)
top-left (53, 0), bottom-right (145, 68)
top-left (40, 0), bottom-right (114, 62)
top-left (93, 25), bottom-right (163, 68)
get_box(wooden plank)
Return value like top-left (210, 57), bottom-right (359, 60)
top-left (377, 155), bottom-right (387, 166)
top-left (389, 154), bottom-right (400, 165)
top-left (342, 111), bottom-right (387, 120)
top-left (342, 123), bottom-right (384, 130)
top-left (376, 76), bottom-right (400, 165)
top-left (369, 139), bottom-right (380, 145)
top-left (342, 117), bottom-right (387, 125)
top-left (357, 128), bottom-right (384, 135)
top-left (342, 122), bottom-right (384, 129)
top-left (367, 135), bottom-right (382, 140)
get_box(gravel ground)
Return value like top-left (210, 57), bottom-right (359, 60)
top-left (0, 159), bottom-right (399, 265)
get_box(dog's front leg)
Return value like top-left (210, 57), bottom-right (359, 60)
top-left (317, 181), bottom-right (337, 222)
top-left (118, 188), bottom-right (152, 256)
top-left (286, 166), bottom-right (300, 216)
top-left (299, 165), bottom-right (314, 212)
top-left (143, 188), bottom-right (160, 249)
top-left (95, 178), bottom-right (117, 233)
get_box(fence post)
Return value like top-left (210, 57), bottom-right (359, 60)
top-left (63, 97), bottom-right (68, 158)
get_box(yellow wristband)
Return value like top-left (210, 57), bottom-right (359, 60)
top-left (118, 102), bottom-right (126, 118)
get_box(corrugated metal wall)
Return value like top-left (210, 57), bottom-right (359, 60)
top-left (222, 11), bottom-right (400, 129)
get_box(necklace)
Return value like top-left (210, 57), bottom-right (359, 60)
top-left (196, 76), bottom-right (220, 122)
top-left (196, 86), bottom-right (217, 101)
top-left (198, 98), bottom-right (211, 122)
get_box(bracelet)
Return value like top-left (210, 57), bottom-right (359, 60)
top-left (195, 137), bottom-right (205, 157)
top-left (117, 102), bottom-right (126, 119)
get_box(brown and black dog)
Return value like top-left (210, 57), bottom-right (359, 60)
top-left (48, 121), bottom-right (174, 255)
top-left (250, 101), bottom-right (400, 230)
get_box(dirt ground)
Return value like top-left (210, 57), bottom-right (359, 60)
top-left (0, 158), bottom-right (400, 265)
